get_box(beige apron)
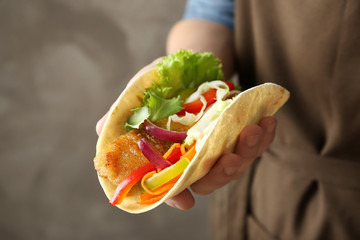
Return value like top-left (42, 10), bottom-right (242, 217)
top-left (210, 1), bottom-right (360, 239)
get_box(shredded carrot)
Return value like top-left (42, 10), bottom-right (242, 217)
top-left (140, 184), bottom-right (173, 201)
top-left (188, 141), bottom-right (196, 149)
top-left (138, 175), bottom-right (182, 205)
top-left (163, 143), bottom-right (181, 159)
top-left (137, 142), bottom-right (197, 205)
top-left (180, 144), bottom-right (196, 161)
top-left (137, 191), bottom-right (169, 205)
top-left (180, 144), bottom-right (186, 155)
top-left (140, 171), bottom-right (157, 194)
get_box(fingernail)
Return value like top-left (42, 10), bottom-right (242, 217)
top-left (267, 122), bottom-right (277, 133)
top-left (246, 134), bottom-right (261, 147)
top-left (224, 167), bottom-right (238, 176)
top-left (166, 199), bottom-right (179, 209)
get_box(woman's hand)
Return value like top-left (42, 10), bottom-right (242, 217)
top-left (165, 116), bottom-right (277, 210)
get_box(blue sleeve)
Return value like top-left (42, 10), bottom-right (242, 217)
top-left (183, 0), bottom-right (235, 31)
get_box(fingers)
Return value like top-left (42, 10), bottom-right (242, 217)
top-left (190, 116), bottom-right (277, 196)
top-left (154, 116), bottom-right (277, 210)
top-left (235, 116), bottom-right (277, 159)
top-left (95, 101), bottom-right (116, 136)
top-left (165, 188), bottom-right (195, 210)
top-left (235, 124), bottom-right (263, 159)
top-left (190, 153), bottom-right (250, 195)
top-left (257, 116), bottom-right (277, 155)
top-left (96, 112), bottom-right (109, 136)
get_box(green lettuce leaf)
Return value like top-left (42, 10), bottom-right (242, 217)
top-left (155, 49), bottom-right (224, 99)
top-left (126, 49), bottom-right (224, 129)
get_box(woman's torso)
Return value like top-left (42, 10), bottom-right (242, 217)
top-left (211, 1), bottom-right (360, 239)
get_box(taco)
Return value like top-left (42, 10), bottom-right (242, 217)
top-left (94, 49), bottom-right (290, 214)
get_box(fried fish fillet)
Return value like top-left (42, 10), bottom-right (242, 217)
top-left (94, 128), bottom-right (172, 185)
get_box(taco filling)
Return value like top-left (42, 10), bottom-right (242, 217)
top-left (94, 49), bottom-right (238, 206)
top-left (94, 49), bottom-right (290, 213)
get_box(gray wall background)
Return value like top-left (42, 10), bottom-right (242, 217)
top-left (0, 0), bottom-right (210, 239)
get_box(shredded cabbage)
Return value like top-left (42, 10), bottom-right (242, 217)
top-left (167, 81), bottom-right (230, 130)
top-left (184, 97), bottom-right (232, 150)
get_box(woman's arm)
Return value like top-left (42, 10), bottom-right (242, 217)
top-left (167, 19), bottom-right (235, 80)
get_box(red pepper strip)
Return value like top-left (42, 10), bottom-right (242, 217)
top-left (109, 163), bottom-right (156, 206)
top-left (165, 147), bottom-right (182, 164)
top-left (177, 88), bottom-right (217, 116)
top-left (224, 81), bottom-right (235, 91)
top-left (176, 99), bottom-right (203, 116)
top-left (163, 143), bottom-right (180, 159)
top-left (176, 81), bottom-right (234, 116)
top-left (203, 88), bottom-right (218, 106)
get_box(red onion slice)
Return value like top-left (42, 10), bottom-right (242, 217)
top-left (143, 120), bottom-right (187, 142)
top-left (138, 138), bottom-right (171, 170)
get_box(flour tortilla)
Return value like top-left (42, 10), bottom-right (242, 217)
top-left (95, 67), bottom-right (290, 213)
